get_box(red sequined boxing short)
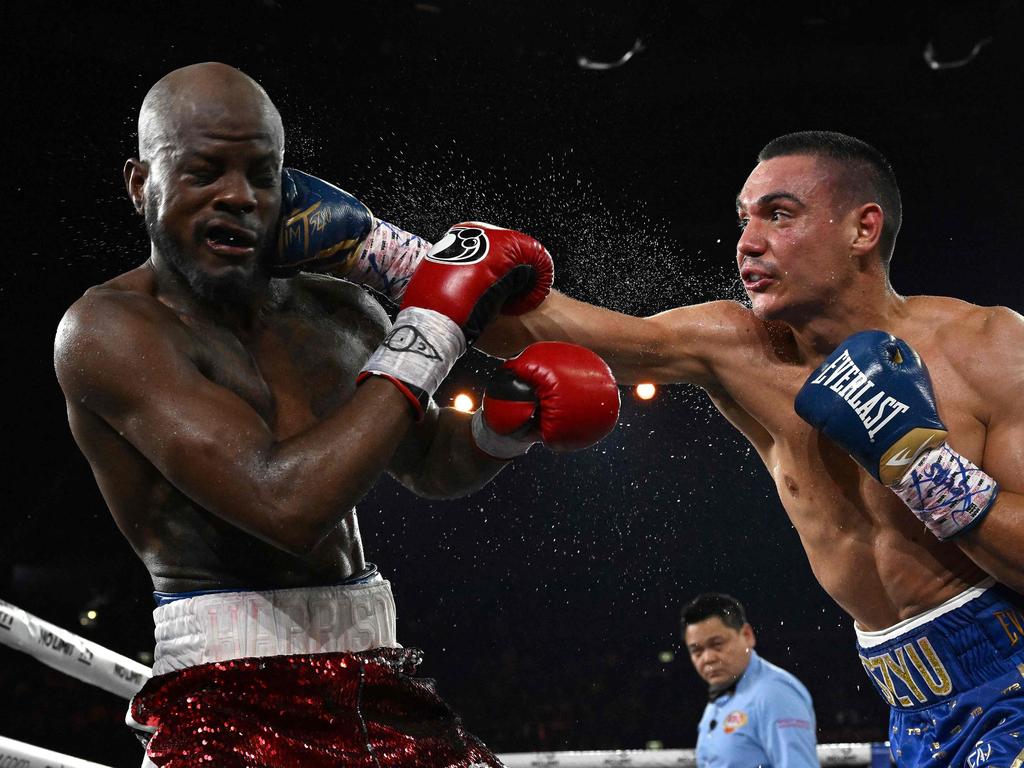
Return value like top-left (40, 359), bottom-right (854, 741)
top-left (130, 646), bottom-right (503, 767)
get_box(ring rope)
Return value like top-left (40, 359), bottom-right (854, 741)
top-left (0, 598), bottom-right (151, 700)
top-left (0, 734), bottom-right (116, 768)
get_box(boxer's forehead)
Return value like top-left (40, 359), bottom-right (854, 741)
top-left (174, 95), bottom-right (278, 146)
top-left (736, 154), bottom-right (837, 212)
top-left (154, 102), bottom-right (281, 168)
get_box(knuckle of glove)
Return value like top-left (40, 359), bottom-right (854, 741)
top-left (273, 169), bottom-right (371, 274)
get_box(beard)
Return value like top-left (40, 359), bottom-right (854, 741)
top-left (144, 195), bottom-right (272, 306)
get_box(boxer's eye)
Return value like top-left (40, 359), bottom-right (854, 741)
top-left (251, 169), bottom-right (277, 188)
top-left (187, 170), bottom-right (216, 186)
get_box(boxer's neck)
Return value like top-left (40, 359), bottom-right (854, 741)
top-left (147, 253), bottom-right (279, 334)
top-left (790, 273), bottom-right (906, 363)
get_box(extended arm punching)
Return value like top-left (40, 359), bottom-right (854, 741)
top-left (479, 286), bottom-right (736, 390)
top-left (271, 187), bottom-right (728, 390)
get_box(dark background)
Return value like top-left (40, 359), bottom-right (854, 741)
top-left (2, 1), bottom-right (1022, 764)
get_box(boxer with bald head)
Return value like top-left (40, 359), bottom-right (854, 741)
top-left (54, 63), bottom-right (620, 766)
top-left (481, 131), bottom-right (1024, 767)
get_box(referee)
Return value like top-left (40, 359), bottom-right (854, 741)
top-left (682, 593), bottom-right (818, 767)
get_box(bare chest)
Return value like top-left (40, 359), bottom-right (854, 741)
top-left (188, 310), bottom-right (380, 439)
top-left (724, 346), bottom-right (986, 508)
top-left (709, 343), bottom-right (989, 621)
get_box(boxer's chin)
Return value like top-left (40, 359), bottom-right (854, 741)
top-left (747, 290), bottom-right (795, 324)
top-left (165, 240), bottom-right (256, 305)
top-left (748, 293), bottom-right (775, 321)
top-left (187, 263), bottom-right (259, 305)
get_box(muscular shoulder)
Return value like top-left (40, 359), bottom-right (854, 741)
top-left (908, 297), bottom-right (1024, 393)
top-left (641, 299), bottom-right (791, 388)
top-left (55, 281), bottom-right (185, 401)
top-left (965, 304), bottom-right (1024, 406)
top-left (57, 270), bottom-right (172, 356)
top-left (676, 300), bottom-right (795, 363)
top-left (285, 273), bottom-right (391, 337)
top-left (905, 295), bottom-right (1017, 338)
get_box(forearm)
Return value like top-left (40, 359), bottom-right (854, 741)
top-left (254, 379), bottom-right (417, 551)
top-left (478, 290), bottom-right (689, 384)
top-left (475, 290), bottom-right (581, 360)
top-left (478, 290), bottom-right (620, 357)
top-left (956, 490), bottom-right (1024, 594)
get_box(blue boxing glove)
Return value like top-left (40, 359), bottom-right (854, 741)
top-left (271, 169), bottom-right (430, 302)
top-left (796, 330), bottom-right (999, 540)
top-left (273, 169), bottom-right (372, 276)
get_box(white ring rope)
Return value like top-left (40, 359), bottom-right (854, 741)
top-left (0, 598), bottom-right (886, 767)
top-left (500, 743), bottom-right (880, 766)
top-left (0, 598), bottom-right (151, 700)
top-left (0, 734), bottom-right (116, 768)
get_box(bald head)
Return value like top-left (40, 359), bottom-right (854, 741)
top-left (138, 62), bottom-right (284, 162)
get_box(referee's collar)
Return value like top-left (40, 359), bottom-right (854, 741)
top-left (708, 650), bottom-right (761, 702)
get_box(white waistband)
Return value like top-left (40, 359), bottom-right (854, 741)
top-left (151, 577), bottom-right (399, 675)
top-left (855, 577), bottom-right (995, 649)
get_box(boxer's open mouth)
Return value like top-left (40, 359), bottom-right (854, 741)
top-left (205, 222), bottom-right (258, 258)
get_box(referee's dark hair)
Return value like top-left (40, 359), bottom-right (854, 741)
top-left (681, 592), bottom-right (748, 633)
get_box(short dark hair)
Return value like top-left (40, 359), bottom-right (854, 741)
top-left (758, 130), bottom-right (902, 267)
top-left (681, 592), bottom-right (747, 631)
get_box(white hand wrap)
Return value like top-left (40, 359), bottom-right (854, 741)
top-left (350, 218), bottom-right (430, 302)
top-left (892, 442), bottom-right (999, 540)
top-left (360, 307), bottom-right (466, 413)
top-left (470, 409), bottom-right (535, 460)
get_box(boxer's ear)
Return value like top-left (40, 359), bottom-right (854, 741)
top-left (851, 202), bottom-right (883, 258)
top-left (123, 158), bottom-right (148, 215)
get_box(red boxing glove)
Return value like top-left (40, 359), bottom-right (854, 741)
top-left (472, 342), bottom-right (621, 459)
top-left (360, 223), bottom-right (554, 418)
top-left (403, 222), bottom-right (553, 340)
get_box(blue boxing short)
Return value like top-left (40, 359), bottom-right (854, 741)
top-left (856, 579), bottom-right (1024, 767)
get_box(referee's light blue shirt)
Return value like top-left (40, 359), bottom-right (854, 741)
top-left (695, 651), bottom-right (818, 767)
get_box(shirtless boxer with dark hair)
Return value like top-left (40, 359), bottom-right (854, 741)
top-left (477, 131), bottom-right (1024, 767)
top-left (53, 62), bottom-right (620, 767)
